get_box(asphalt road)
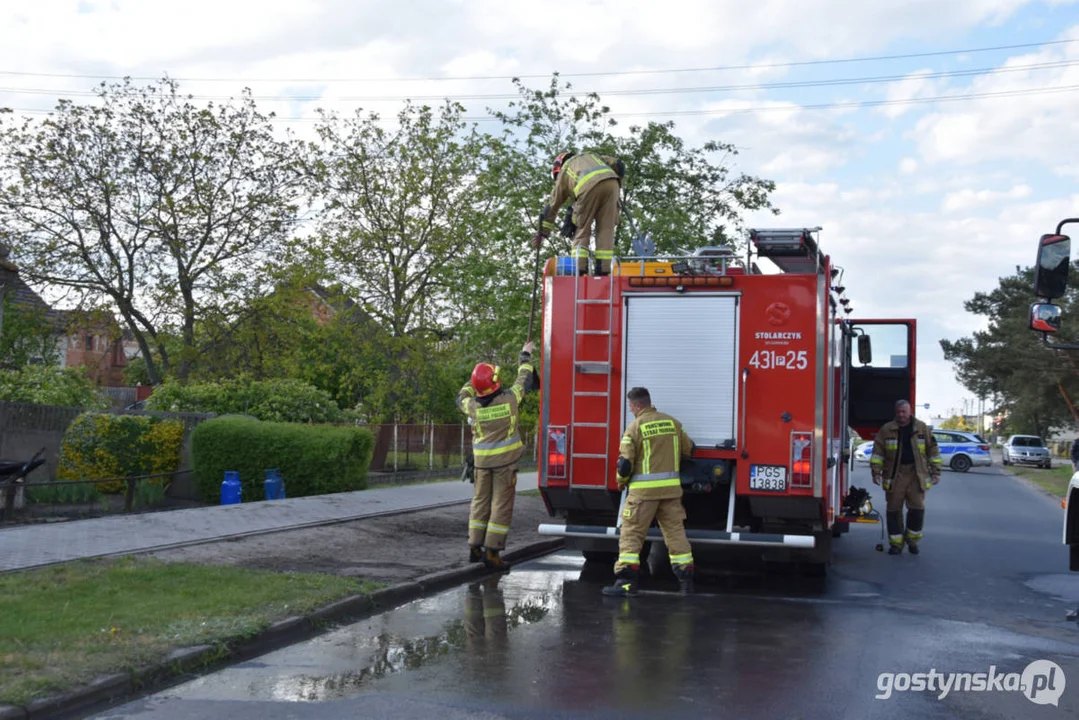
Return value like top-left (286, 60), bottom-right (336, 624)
top-left (90, 462), bottom-right (1079, 719)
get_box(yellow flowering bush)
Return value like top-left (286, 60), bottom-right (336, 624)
top-left (57, 412), bottom-right (185, 494)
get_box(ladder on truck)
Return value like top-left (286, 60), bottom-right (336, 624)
top-left (568, 257), bottom-right (620, 489)
top-left (749, 227), bottom-right (826, 274)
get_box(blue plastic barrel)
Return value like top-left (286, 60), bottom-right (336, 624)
top-left (264, 468), bottom-right (286, 500)
top-left (556, 256), bottom-right (577, 275)
top-left (221, 471), bottom-right (242, 505)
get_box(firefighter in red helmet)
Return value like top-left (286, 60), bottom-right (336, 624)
top-left (532, 150), bottom-right (626, 276)
top-left (457, 341), bottom-right (535, 570)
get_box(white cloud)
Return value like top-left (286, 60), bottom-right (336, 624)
top-left (910, 25), bottom-right (1079, 166)
top-left (941, 184), bottom-right (1034, 213)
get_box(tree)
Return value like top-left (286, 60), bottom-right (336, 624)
top-left (0, 77), bottom-right (307, 384)
top-left (941, 264), bottom-right (1079, 440)
top-left (488, 74), bottom-right (780, 258)
top-left (0, 294), bottom-right (59, 369)
top-left (939, 415), bottom-right (972, 432)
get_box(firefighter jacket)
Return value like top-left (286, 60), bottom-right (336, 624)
top-left (617, 406), bottom-right (695, 500)
top-left (457, 355), bottom-right (534, 470)
top-left (870, 418), bottom-right (942, 489)
top-left (539, 152), bottom-right (623, 237)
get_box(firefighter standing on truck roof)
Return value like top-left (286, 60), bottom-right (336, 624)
top-left (603, 387), bottom-right (696, 597)
top-left (457, 341), bottom-right (535, 571)
top-left (870, 399), bottom-right (942, 555)
top-left (531, 150), bottom-right (625, 277)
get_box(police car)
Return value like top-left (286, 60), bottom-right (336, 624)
top-left (853, 431), bottom-right (991, 472)
top-left (931, 429), bottom-right (992, 473)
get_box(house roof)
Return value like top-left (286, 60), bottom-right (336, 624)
top-left (2, 271), bottom-right (65, 327)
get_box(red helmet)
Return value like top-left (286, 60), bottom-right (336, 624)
top-left (552, 151), bottom-right (572, 180)
top-left (470, 362), bottom-right (501, 397)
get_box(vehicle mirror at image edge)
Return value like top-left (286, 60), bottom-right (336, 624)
top-left (1034, 233), bottom-right (1071, 300)
top-left (857, 334), bottom-right (872, 364)
top-left (1029, 302), bottom-right (1062, 334)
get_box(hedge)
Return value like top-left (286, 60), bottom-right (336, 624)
top-left (191, 416), bottom-right (374, 503)
top-left (0, 366), bottom-right (109, 410)
top-left (146, 377), bottom-right (344, 423)
top-left (56, 412), bottom-right (185, 493)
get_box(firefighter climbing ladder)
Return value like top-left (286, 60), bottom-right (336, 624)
top-left (568, 256), bottom-right (620, 489)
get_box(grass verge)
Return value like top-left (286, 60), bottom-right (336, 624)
top-left (1006, 464), bottom-right (1072, 499)
top-left (0, 557), bottom-right (381, 707)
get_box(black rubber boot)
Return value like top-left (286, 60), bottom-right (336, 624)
top-left (906, 508), bottom-right (924, 555)
top-left (672, 564), bottom-right (694, 595)
top-left (602, 566), bottom-right (639, 597)
top-left (593, 259), bottom-right (610, 277)
top-left (469, 545), bottom-right (483, 563)
top-left (483, 547), bottom-right (511, 572)
top-left (887, 511), bottom-right (904, 554)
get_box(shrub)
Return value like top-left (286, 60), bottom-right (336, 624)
top-left (146, 377), bottom-right (344, 423)
top-left (0, 366), bottom-right (108, 409)
top-left (56, 412), bottom-right (185, 493)
top-left (191, 416), bottom-right (374, 503)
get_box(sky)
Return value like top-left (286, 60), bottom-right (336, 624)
top-left (2, 0), bottom-right (1079, 421)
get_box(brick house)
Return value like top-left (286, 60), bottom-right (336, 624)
top-left (0, 245), bottom-right (138, 386)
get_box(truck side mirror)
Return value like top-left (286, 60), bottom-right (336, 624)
top-left (1029, 302), bottom-right (1063, 334)
top-left (857, 334), bottom-right (872, 364)
top-left (1034, 233), bottom-right (1071, 300)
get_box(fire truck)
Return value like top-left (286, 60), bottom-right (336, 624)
top-left (534, 228), bottom-right (917, 574)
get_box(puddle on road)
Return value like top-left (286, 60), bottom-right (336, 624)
top-left (1024, 573), bottom-right (1079, 603)
top-left (154, 552), bottom-right (893, 704)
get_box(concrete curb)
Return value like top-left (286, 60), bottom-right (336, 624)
top-left (8, 537), bottom-right (564, 720)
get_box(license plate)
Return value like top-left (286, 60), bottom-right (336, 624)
top-left (749, 464), bottom-right (787, 492)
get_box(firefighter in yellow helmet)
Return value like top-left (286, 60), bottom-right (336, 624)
top-left (531, 150), bottom-right (626, 276)
top-left (870, 399), bottom-right (942, 555)
top-left (604, 386), bottom-right (696, 597)
top-left (457, 341), bottom-right (535, 571)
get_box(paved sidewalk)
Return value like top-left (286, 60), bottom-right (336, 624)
top-left (1, 474), bottom-right (539, 573)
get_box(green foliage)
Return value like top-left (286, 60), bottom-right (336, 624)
top-left (190, 416), bottom-right (374, 503)
top-left (4, 74), bottom-right (777, 427)
top-left (939, 415), bottom-right (974, 432)
top-left (0, 294), bottom-right (59, 369)
top-left (25, 481), bottom-right (104, 506)
top-left (146, 376), bottom-right (345, 423)
top-left (941, 263), bottom-right (1079, 439)
top-left (0, 365), bottom-right (107, 409)
top-left (0, 77), bottom-right (307, 384)
top-left (56, 412), bottom-right (184, 493)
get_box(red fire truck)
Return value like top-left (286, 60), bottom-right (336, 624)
top-left (534, 228), bottom-right (916, 574)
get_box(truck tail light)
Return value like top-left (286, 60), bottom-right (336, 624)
top-left (791, 431), bottom-right (813, 488)
top-left (547, 426), bottom-right (567, 478)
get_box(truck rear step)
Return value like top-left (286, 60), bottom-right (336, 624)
top-left (537, 523), bottom-right (816, 548)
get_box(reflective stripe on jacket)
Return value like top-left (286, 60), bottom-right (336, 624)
top-left (540, 152), bottom-right (621, 235)
top-left (457, 362), bottom-right (534, 469)
top-left (870, 418), bottom-right (942, 489)
top-left (618, 406), bottom-right (695, 500)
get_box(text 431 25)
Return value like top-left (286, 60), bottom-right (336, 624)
top-left (748, 349), bottom-right (808, 370)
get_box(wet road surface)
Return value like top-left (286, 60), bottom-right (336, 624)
top-left (92, 464), bottom-right (1079, 719)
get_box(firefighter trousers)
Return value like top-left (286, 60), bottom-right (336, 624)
top-left (613, 494), bottom-right (694, 573)
top-left (468, 464), bottom-right (517, 550)
top-left (572, 177), bottom-right (620, 273)
top-left (885, 464), bottom-right (925, 547)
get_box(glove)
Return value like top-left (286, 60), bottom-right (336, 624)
top-left (560, 207), bottom-right (576, 238)
top-left (537, 203), bottom-right (556, 239)
top-left (612, 158), bottom-right (626, 179)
